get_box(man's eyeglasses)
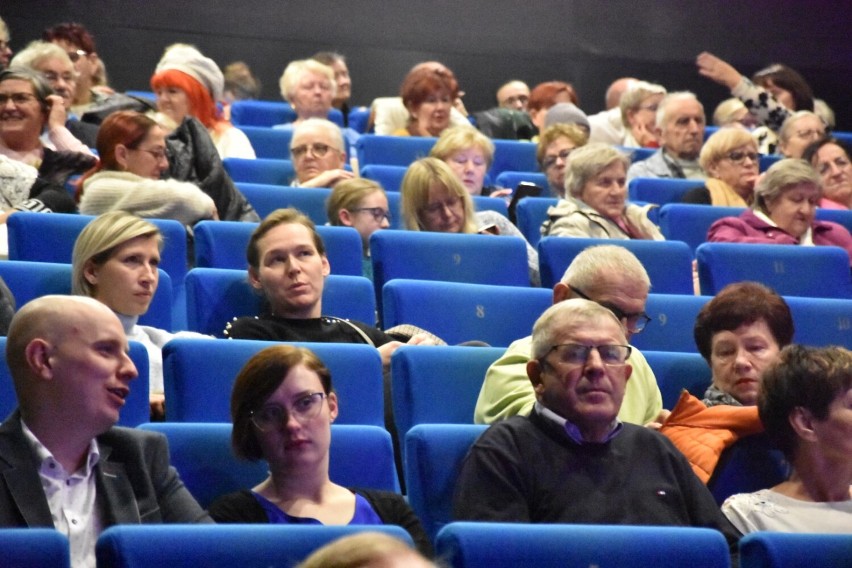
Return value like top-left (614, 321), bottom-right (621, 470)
top-left (542, 149), bottom-right (573, 170)
top-left (543, 343), bottom-right (632, 368)
top-left (41, 71), bottom-right (76, 84)
top-left (291, 142), bottom-right (335, 160)
top-left (249, 392), bottom-right (326, 432)
top-left (725, 150), bottom-right (759, 164)
top-left (0, 93), bottom-right (37, 106)
top-left (66, 49), bottom-right (88, 63)
top-left (352, 207), bottom-right (391, 223)
top-left (569, 285), bottom-right (651, 334)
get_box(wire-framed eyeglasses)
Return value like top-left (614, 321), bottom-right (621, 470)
top-left (249, 392), bottom-right (326, 432)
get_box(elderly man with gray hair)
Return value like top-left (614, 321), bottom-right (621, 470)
top-left (627, 91), bottom-right (707, 181)
top-left (457, 297), bottom-right (741, 555)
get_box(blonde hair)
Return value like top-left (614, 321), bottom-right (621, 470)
top-left (72, 211), bottom-right (162, 297)
top-left (326, 178), bottom-right (386, 225)
top-left (279, 59), bottom-right (336, 102)
top-left (297, 532), bottom-right (435, 568)
top-left (400, 157), bottom-right (477, 233)
top-left (429, 125), bottom-right (494, 168)
top-left (713, 98), bottom-right (748, 127)
top-left (619, 80), bottom-right (666, 125)
top-left (564, 143), bottom-right (630, 198)
top-left (699, 127), bottom-right (758, 172)
top-left (536, 123), bottom-right (589, 165)
top-left (9, 40), bottom-right (75, 74)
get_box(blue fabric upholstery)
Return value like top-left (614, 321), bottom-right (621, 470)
top-left (224, 158), bottom-right (295, 185)
top-left (658, 204), bottom-right (745, 254)
top-left (537, 236), bottom-right (694, 293)
top-left (516, 197), bottom-right (558, 247)
top-left (162, 339), bottom-right (384, 426)
top-left (230, 100), bottom-right (345, 128)
top-left (696, 242), bottom-right (852, 298)
top-left (356, 135), bottom-right (435, 167)
top-left (0, 529), bottom-right (70, 568)
top-left (137, 422), bottom-right (400, 508)
top-left (360, 164), bottom-right (407, 192)
top-left (233, 183), bottom-right (329, 221)
top-left (238, 125), bottom-right (293, 159)
top-left (631, 294), bottom-right (711, 353)
top-left (490, 139), bottom-right (538, 179)
top-left (642, 350), bottom-right (711, 409)
top-left (784, 295), bottom-right (852, 349)
top-left (739, 532), bottom-right (852, 568)
top-left (628, 177), bottom-right (705, 206)
top-left (708, 433), bottom-right (789, 505)
top-left (494, 171), bottom-right (548, 192)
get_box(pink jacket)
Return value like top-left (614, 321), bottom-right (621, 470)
top-left (708, 209), bottom-right (852, 265)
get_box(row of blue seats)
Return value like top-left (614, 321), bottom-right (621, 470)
top-left (6, 522), bottom-right (845, 568)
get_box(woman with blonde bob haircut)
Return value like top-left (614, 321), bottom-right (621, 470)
top-left (429, 125), bottom-right (507, 197)
top-left (681, 127), bottom-right (760, 207)
top-left (72, 210), bottom-right (205, 418)
top-left (400, 157), bottom-right (539, 285)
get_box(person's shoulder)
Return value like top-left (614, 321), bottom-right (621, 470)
top-left (223, 315), bottom-right (266, 339)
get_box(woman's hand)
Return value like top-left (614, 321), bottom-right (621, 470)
top-left (45, 94), bottom-right (68, 131)
top-left (301, 169), bottom-right (355, 188)
top-left (632, 119), bottom-right (659, 147)
top-left (644, 409), bottom-right (672, 431)
top-left (696, 52), bottom-right (743, 90)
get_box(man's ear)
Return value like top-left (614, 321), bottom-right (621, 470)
top-left (24, 339), bottom-right (54, 380)
top-left (527, 359), bottom-right (545, 396)
top-left (553, 282), bottom-right (571, 304)
top-left (789, 406), bottom-right (818, 442)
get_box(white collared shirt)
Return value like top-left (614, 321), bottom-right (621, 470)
top-left (21, 419), bottom-right (103, 568)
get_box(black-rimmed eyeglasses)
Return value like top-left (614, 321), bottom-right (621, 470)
top-left (568, 285), bottom-right (651, 334)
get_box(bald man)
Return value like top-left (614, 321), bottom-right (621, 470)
top-left (496, 80), bottom-right (531, 112)
top-left (0, 296), bottom-right (211, 568)
top-left (588, 77), bottom-right (638, 144)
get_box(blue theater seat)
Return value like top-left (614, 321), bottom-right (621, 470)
top-left (516, 196), bottom-right (558, 247)
top-left (224, 157), bottom-right (295, 185)
top-left (356, 135), bottom-right (435, 167)
top-left (658, 203), bottom-right (746, 255)
top-left (360, 163), bottom-right (407, 192)
top-left (739, 531), bottom-right (852, 568)
top-left (631, 294), bottom-right (711, 353)
top-left (238, 125), bottom-right (293, 159)
top-left (642, 350), bottom-right (711, 409)
top-left (489, 139), bottom-right (538, 179)
top-left (230, 100), bottom-right (345, 128)
top-left (495, 171), bottom-right (548, 192)
top-left (0, 529), bottom-right (70, 568)
top-left (234, 183), bottom-right (330, 222)
top-left (629, 177), bottom-right (704, 206)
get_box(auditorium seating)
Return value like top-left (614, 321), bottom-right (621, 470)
top-left (238, 125), bottom-right (293, 159)
top-left (233, 183), bottom-right (331, 222)
top-left (360, 163), bottom-right (408, 192)
top-left (657, 203), bottom-right (745, 254)
top-left (628, 177), bottom-right (704, 207)
top-left (631, 294), bottom-right (711, 353)
top-left (96, 524), bottom-right (411, 568)
top-left (739, 532), bottom-right (852, 568)
top-left (490, 139), bottom-right (538, 178)
top-left (138, 422), bottom-right (400, 507)
top-left (0, 529), bottom-right (70, 568)
top-left (162, 339), bottom-right (384, 425)
top-left (230, 100), bottom-right (344, 128)
top-left (356, 135), bottom-right (435, 168)
top-left (815, 207), bottom-right (852, 235)
top-left (495, 171), bottom-right (548, 192)
top-left (708, 433), bottom-right (789, 505)
top-left (223, 157), bottom-right (295, 185)
top-left (784, 295), bottom-right (852, 350)
top-left (435, 522), bottom-right (731, 568)
top-left (515, 196), bottom-right (558, 247)
top-left (642, 350), bottom-right (711, 409)
top-left (537, 236), bottom-right (694, 293)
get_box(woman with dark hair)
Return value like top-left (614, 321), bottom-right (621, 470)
top-left (311, 52), bottom-right (352, 126)
top-left (722, 344), bottom-right (852, 533)
top-left (208, 344), bottom-right (432, 556)
top-left (78, 110), bottom-right (217, 225)
top-left (151, 44), bottom-right (255, 159)
top-left (804, 138), bottom-right (852, 210)
top-left (394, 64), bottom-right (459, 137)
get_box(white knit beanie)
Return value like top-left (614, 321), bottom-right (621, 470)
top-left (155, 44), bottom-right (224, 101)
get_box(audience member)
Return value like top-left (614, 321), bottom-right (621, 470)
top-left (311, 52), bottom-right (352, 125)
top-left (278, 59), bottom-right (336, 122)
top-left (543, 102), bottom-right (590, 135)
top-left (777, 110), bottom-right (826, 159)
top-left (586, 76), bottom-right (637, 144)
top-left (223, 61), bottom-right (261, 102)
top-left (151, 43), bottom-right (255, 159)
top-left (42, 22), bottom-right (101, 113)
top-left (712, 98), bottom-right (758, 129)
top-left (0, 154), bottom-right (73, 224)
top-left (708, 158), bottom-right (852, 263)
top-left (0, 295), bottom-right (212, 568)
top-left (207, 344), bottom-right (432, 556)
top-left (289, 117), bottom-right (353, 188)
top-left (813, 98), bottom-right (836, 130)
top-left (400, 157), bottom-right (540, 285)
top-left (326, 177), bottom-right (391, 280)
top-left (474, 244), bottom-right (664, 426)
top-left (542, 143), bottom-right (663, 239)
top-left (723, 344), bottom-right (852, 533)
top-left (77, 110), bottom-right (216, 226)
top-left (803, 138), bottom-right (852, 209)
top-left (395, 63), bottom-right (459, 137)
top-left (0, 16), bottom-right (12, 70)
top-left (298, 531), bottom-right (436, 568)
top-left (0, 275), bottom-right (14, 335)
top-left (455, 298), bottom-right (740, 554)
top-left (495, 80), bottom-right (530, 112)
top-left (527, 81), bottom-right (579, 136)
top-left (618, 80), bottom-right (667, 148)
top-left (429, 125), bottom-right (509, 197)
top-left (626, 91), bottom-right (706, 181)
top-left (72, 211), bottom-right (208, 419)
top-left (0, 67), bottom-right (95, 188)
top-left (536, 123), bottom-right (588, 198)
top-left (682, 127), bottom-right (759, 207)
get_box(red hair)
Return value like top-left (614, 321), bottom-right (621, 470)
top-left (150, 69), bottom-right (224, 130)
top-left (76, 110), bottom-right (156, 200)
top-left (529, 81), bottom-right (579, 112)
top-left (400, 67), bottom-right (459, 112)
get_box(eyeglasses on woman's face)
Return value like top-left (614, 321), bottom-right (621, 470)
top-left (250, 392), bottom-right (327, 432)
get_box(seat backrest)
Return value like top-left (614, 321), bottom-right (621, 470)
top-left (631, 294), bottom-right (711, 353)
top-left (224, 157), bottom-right (295, 185)
top-left (815, 207), bottom-right (852, 236)
top-left (516, 197), bottom-right (558, 247)
top-left (404, 424), bottom-right (487, 543)
top-left (641, 350), bottom-right (711, 409)
top-left (391, 345), bottom-right (504, 441)
top-left (238, 125), bottom-right (293, 159)
top-left (184, 268), bottom-right (376, 335)
top-left (96, 523), bottom-right (411, 568)
top-left (435, 522), bottom-right (730, 568)
top-left (356, 135), bottom-right (435, 167)
top-left (0, 529), bottom-right (70, 568)
top-left (628, 177), bottom-right (704, 207)
top-left (617, 146), bottom-right (657, 163)
top-left (163, 338), bottom-right (384, 426)
top-left (707, 433), bottom-right (789, 505)
top-left (382, 280), bottom-right (550, 346)
top-left (348, 106), bottom-right (371, 134)
top-left (739, 532), bottom-right (852, 568)
top-left (137, 422), bottom-right (399, 508)
top-left (360, 163), bottom-right (407, 192)
top-left (784, 295), bottom-right (852, 349)
top-left (230, 100), bottom-right (295, 127)
top-left (0, 337), bottom-right (151, 428)
top-left (489, 139), bottom-right (538, 179)
top-left (537, 237), bottom-right (694, 293)
top-left (658, 204), bottom-right (745, 254)
top-left (192, 220), bottom-right (363, 276)
top-left (472, 195), bottom-right (509, 217)
top-left (696, 242), bottom-right (852, 298)
top-left (232, 184), bottom-right (332, 224)
top-left (494, 171), bottom-right (548, 192)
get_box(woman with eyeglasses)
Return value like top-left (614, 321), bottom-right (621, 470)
top-left (78, 110), bottom-right (217, 225)
top-left (429, 125), bottom-right (509, 197)
top-left (400, 157), bottom-right (540, 286)
top-left (289, 118), bottom-right (353, 188)
top-left (326, 178), bottom-right (390, 281)
top-left (208, 344), bottom-right (433, 557)
top-left (682, 127), bottom-right (760, 207)
top-left (708, 158), bottom-right (852, 264)
top-left (537, 123), bottom-right (589, 198)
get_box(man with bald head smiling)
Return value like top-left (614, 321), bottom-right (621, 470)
top-left (0, 296), bottom-right (211, 568)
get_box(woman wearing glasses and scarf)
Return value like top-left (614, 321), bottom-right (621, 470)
top-left (682, 127), bottom-right (760, 207)
top-left (208, 344), bottom-right (432, 557)
top-left (326, 178), bottom-right (390, 281)
top-left (78, 110), bottom-right (217, 226)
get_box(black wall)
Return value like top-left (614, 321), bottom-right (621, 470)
top-left (7, 1), bottom-right (852, 127)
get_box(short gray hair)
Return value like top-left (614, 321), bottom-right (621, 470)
top-left (778, 110), bottom-right (823, 144)
top-left (564, 143), bottom-right (630, 198)
top-left (619, 80), bottom-right (666, 125)
top-left (656, 91), bottom-right (702, 129)
top-left (753, 158), bottom-right (822, 213)
top-left (9, 40), bottom-right (75, 75)
top-left (290, 118), bottom-right (345, 154)
top-left (279, 59), bottom-right (336, 102)
top-left (531, 299), bottom-right (626, 360)
top-left (561, 244), bottom-right (651, 291)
